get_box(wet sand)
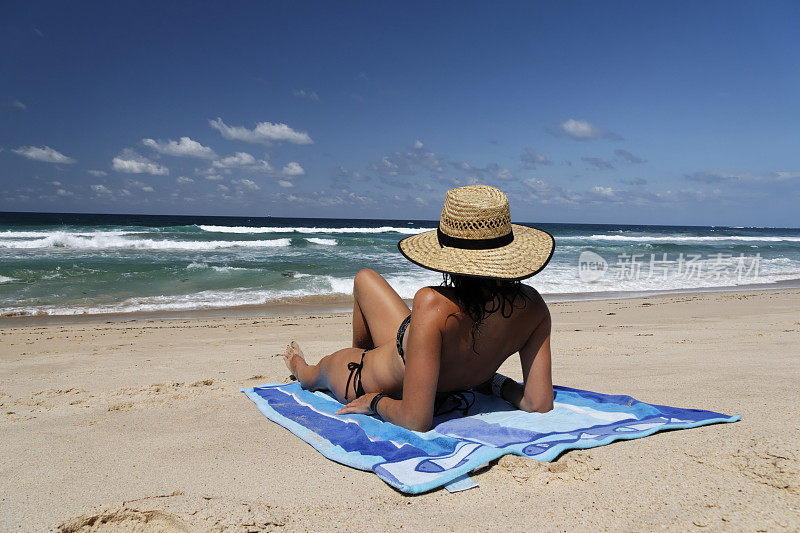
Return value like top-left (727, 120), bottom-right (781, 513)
top-left (1, 289), bottom-right (798, 531)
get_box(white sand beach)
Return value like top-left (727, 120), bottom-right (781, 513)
top-left (1, 289), bottom-right (798, 531)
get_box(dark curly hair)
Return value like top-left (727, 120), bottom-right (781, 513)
top-left (442, 273), bottom-right (527, 351)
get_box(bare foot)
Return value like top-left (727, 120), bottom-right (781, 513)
top-left (282, 341), bottom-right (307, 377)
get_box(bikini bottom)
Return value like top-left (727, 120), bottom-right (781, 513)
top-left (345, 349), bottom-right (368, 400)
top-left (343, 347), bottom-right (475, 418)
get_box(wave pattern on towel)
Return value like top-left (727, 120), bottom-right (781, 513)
top-left (242, 382), bottom-right (739, 494)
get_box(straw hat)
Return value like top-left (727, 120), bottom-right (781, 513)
top-left (398, 185), bottom-right (554, 280)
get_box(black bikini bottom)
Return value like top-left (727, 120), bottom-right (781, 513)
top-left (344, 319), bottom-right (475, 417)
top-left (396, 314), bottom-right (411, 363)
top-left (345, 349), bottom-right (475, 418)
top-left (345, 349), bottom-right (368, 400)
top-left (346, 316), bottom-right (410, 401)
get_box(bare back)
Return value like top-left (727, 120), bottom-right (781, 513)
top-left (406, 284), bottom-right (547, 392)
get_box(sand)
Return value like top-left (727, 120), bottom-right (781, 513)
top-left (1, 288), bottom-right (798, 531)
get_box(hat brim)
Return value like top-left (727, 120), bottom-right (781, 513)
top-left (397, 224), bottom-right (555, 281)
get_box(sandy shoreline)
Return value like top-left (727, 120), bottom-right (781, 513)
top-left (1, 288), bottom-right (798, 531)
top-left (5, 278), bottom-right (800, 328)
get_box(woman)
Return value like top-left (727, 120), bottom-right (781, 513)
top-left (282, 185), bottom-right (555, 432)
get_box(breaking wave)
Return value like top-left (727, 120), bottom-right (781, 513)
top-left (0, 233), bottom-right (291, 250)
top-left (198, 224), bottom-right (431, 235)
top-left (305, 238), bottom-right (337, 246)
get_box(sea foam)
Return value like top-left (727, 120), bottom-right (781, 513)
top-left (198, 224), bottom-right (432, 235)
top-left (0, 233), bottom-right (292, 250)
top-left (306, 238), bottom-right (337, 246)
top-left (558, 234), bottom-right (800, 243)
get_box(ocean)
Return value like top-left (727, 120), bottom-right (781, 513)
top-left (1, 212), bottom-right (799, 318)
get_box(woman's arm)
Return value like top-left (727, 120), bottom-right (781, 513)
top-left (500, 297), bottom-right (553, 413)
top-left (336, 288), bottom-right (443, 431)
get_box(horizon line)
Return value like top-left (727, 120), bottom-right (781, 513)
top-left (0, 210), bottom-right (797, 231)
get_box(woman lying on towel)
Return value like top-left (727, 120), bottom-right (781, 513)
top-left (281, 185), bottom-right (555, 432)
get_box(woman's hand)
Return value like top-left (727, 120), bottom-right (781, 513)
top-left (336, 393), bottom-right (379, 416)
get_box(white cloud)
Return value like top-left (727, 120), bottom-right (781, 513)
top-left (51, 181), bottom-right (61, 186)
top-left (233, 178), bottom-right (260, 191)
top-left (176, 176), bottom-right (194, 184)
top-left (91, 184), bottom-right (112, 194)
top-left (775, 172), bottom-right (800, 181)
top-left (685, 170), bottom-right (800, 184)
top-left (522, 178), bottom-right (639, 206)
top-left (436, 175), bottom-right (479, 187)
top-left (142, 137), bottom-right (216, 159)
top-left (196, 167), bottom-right (225, 180)
top-left (127, 179), bottom-right (155, 192)
top-left (521, 149), bottom-right (551, 169)
top-left (549, 119), bottom-right (622, 141)
top-left (88, 170), bottom-right (107, 177)
top-left (281, 161), bottom-right (305, 176)
top-left (369, 140), bottom-right (443, 176)
top-left (335, 166), bottom-right (370, 183)
top-left (210, 152), bottom-right (272, 174)
top-left (11, 145), bottom-right (76, 164)
top-left (213, 151), bottom-right (256, 168)
top-left (11, 100), bottom-right (26, 110)
top-left (489, 164), bottom-right (513, 180)
top-left (271, 189), bottom-right (374, 207)
top-left (217, 184), bottom-right (229, 192)
top-left (56, 188), bottom-right (72, 197)
top-left (292, 89), bottom-right (320, 101)
top-left (112, 149), bottom-right (169, 175)
top-left (449, 161), bottom-right (513, 181)
top-left (372, 156), bottom-right (401, 176)
top-left (522, 178), bottom-right (575, 204)
top-left (209, 117), bottom-right (313, 145)
top-left (591, 185), bottom-right (615, 197)
top-left (278, 180), bottom-right (294, 188)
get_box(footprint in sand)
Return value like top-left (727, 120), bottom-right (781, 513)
top-left (493, 452), bottom-right (601, 484)
top-left (105, 379), bottom-right (220, 413)
top-left (57, 508), bottom-right (191, 532)
top-left (57, 493), bottom-right (285, 532)
top-left (732, 438), bottom-right (799, 494)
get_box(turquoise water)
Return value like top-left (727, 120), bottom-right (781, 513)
top-left (0, 212), bottom-right (799, 316)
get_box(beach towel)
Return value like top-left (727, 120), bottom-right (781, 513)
top-left (241, 382), bottom-right (739, 494)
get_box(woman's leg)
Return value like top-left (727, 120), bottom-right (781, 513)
top-left (282, 341), bottom-right (367, 403)
top-left (351, 269), bottom-right (410, 349)
top-left (280, 270), bottom-right (409, 402)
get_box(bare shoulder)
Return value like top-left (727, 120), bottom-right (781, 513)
top-left (413, 286), bottom-right (451, 307)
top-left (520, 283), bottom-right (550, 317)
top-left (411, 286), bottom-right (458, 318)
top-left (521, 283), bottom-right (545, 304)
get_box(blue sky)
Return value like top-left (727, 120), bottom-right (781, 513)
top-left (1, 1), bottom-right (799, 226)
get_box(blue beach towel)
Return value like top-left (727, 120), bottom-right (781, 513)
top-left (242, 382), bottom-right (739, 494)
